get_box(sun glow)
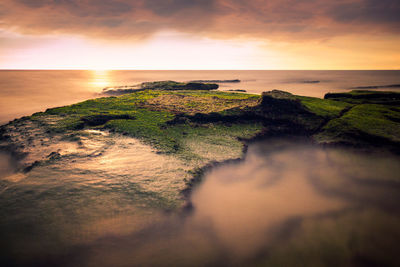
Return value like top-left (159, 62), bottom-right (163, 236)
top-left (2, 30), bottom-right (399, 70)
top-left (90, 70), bottom-right (111, 88)
top-left (0, 32), bottom-right (272, 70)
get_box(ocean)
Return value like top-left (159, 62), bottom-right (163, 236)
top-left (1, 70), bottom-right (399, 124)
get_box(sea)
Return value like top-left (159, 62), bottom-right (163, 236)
top-left (1, 70), bottom-right (400, 124)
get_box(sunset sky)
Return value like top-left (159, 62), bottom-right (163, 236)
top-left (0, 0), bottom-right (399, 70)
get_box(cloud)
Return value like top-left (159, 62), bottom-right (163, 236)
top-left (0, 0), bottom-right (399, 41)
top-left (331, 0), bottom-right (400, 27)
top-left (144, 0), bottom-right (215, 16)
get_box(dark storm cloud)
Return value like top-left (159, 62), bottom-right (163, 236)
top-left (331, 0), bottom-right (400, 26)
top-left (145, 0), bottom-right (215, 16)
top-left (16, 0), bottom-right (133, 16)
top-left (1, 0), bottom-right (399, 40)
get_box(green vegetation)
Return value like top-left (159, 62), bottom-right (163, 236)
top-left (139, 80), bottom-right (219, 91)
top-left (3, 82), bottom-right (399, 185)
top-left (16, 87), bottom-right (397, 214)
top-left (316, 103), bottom-right (400, 145)
top-left (25, 85), bottom-right (400, 154)
top-left (4, 83), bottom-right (268, 210)
top-left (30, 86), bottom-right (263, 159)
top-left (171, 89), bottom-right (259, 100)
top-left (102, 80), bottom-right (219, 95)
top-left (296, 96), bottom-right (351, 118)
top-left (324, 90), bottom-right (400, 105)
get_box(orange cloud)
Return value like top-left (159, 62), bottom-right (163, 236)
top-left (1, 0), bottom-right (399, 69)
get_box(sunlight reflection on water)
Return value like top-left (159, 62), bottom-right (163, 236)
top-left (89, 70), bottom-right (112, 88)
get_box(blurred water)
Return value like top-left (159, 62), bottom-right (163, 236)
top-left (1, 139), bottom-right (399, 266)
top-left (1, 70), bottom-right (400, 124)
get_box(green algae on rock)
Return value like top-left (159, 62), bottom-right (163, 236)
top-left (315, 91), bottom-right (400, 149)
top-left (102, 80), bottom-right (219, 96)
top-left (254, 89), bottom-right (400, 151)
top-left (325, 90), bottom-right (400, 105)
top-left (1, 83), bottom-right (400, 211)
top-left (0, 82), bottom-right (264, 211)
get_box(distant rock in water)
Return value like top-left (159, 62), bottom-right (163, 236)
top-left (190, 79), bottom-right (240, 83)
top-left (140, 81), bottom-right (219, 91)
top-left (302, 80), bottom-right (320, 83)
top-left (350, 84), bottom-right (400, 89)
top-left (102, 81), bottom-right (219, 95)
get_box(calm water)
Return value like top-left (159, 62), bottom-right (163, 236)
top-left (1, 70), bottom-right (400, 124)
top-left (1, 139), bottom-right (400, 266)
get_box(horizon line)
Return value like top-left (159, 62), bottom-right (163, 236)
top-left (0, 69), bottom-right (399, 71)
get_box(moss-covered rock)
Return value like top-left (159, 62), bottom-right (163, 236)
top-left (251, 90), bottom-right (326, 134)
top-left (102, 81), bottom-right (219, 95)
top-left (3, 86), bottom-right (399, 156)
top-left (81, 114), bottom-right (135, 127)
top-left (325, 90), bottom-right (400, 105)
top-left (315, 104), bottom-right (400, 147)
top-left (1, 85), bottom-right (399, 210)
top-left (313, 90), bottom-right (400, 151)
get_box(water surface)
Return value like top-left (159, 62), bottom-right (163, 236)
top-left (1, 139), bottom-right (399, 266)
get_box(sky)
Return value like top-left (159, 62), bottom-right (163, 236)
top-left (0, 0), bottom-right (399, 70)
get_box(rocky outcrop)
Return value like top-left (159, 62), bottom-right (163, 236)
top-left (81, 114), bottom-right (135, 127)
top-left (325, 90), bottom-right (400, 105)
top-left (350, 84), bottom-right (400, 89)
top-left (190, 79), bottom-right (240, 83)
top-left (102, 81), bottom-right (219, 95)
